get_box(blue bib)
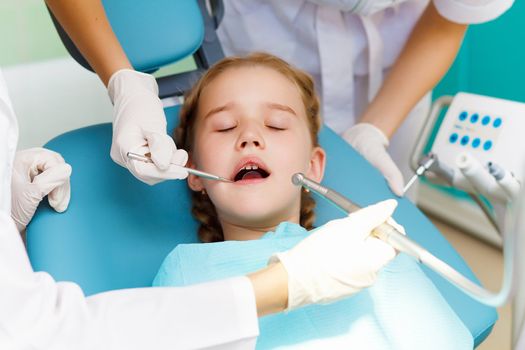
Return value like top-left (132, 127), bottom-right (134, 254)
top-left (154, 222), bottom-right (472, 349)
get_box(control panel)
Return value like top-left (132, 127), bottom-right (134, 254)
top-left (431, 92), bottom-right (525, 178)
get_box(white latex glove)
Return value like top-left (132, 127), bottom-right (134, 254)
top-left (11, 148), bottom-right (72, 232)
top-left (343, 123), bottom-right (404, 196)
top-left (108, 69), bottom-right (189, 185)
top-left (270, 199), bottom-right (403, 311)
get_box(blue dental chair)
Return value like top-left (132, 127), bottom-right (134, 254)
top-left (27, 0), bottom-right (496, 347)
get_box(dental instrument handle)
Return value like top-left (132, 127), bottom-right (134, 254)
top-left (488, 162), bottom-right (521, 200)
top-left (127, 152), bottom-right (233, 183)
top-left (456, 152), bottom-right (507, 202)
top-left (291, 172), bottom-right (514, 307)
top-left (403, 154), bottom-right (436, 194)
top-left (292, 173), bottom-right (420, 255)
top-left (372, 223), bottom-right (426, 260)
top-left (292, 176), bottom-right (419, 255)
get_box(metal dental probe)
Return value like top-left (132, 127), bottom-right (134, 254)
top-left (127, 152), bottom-right (233, 183)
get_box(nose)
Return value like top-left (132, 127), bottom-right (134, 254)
top-left (236, 123), bottom-right (265, 150)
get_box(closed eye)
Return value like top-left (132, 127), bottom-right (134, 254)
top-left (266, 125), bottom-right (286, 131)
top-left (217, 126), bottom-right (236, 132)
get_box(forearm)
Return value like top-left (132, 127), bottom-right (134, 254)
top-left (45, 0), bottom-right (132, 86)
top-left (359, 2), bottom-right (467, 138)
top-left (248, 262), bottom-right (289, 317)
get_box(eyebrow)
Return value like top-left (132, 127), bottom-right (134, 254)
top-left (265, 102), bottom-right (297, 116)
top-left (203, 102), bottom-right (235, 119)
top-left (203, 101), bottom-right (298, 119)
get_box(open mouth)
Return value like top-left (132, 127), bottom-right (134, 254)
top-left (233, 163), bottom-right (270, 182)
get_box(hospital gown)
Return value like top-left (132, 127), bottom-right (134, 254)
top-left (154, 222), bottom-right (473, 349)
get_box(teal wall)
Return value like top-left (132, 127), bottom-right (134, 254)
top-left (434, 2), bottom-right (525, 102)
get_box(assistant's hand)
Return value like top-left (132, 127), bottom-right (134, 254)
top-left (108, 69), bottom-right (189, 185)
top-left (343, 123), bottom-right (404, 196)
top-left (11, 148), bottom-right (72, 232)
top-left (269, 199), bottom-right (402, 311)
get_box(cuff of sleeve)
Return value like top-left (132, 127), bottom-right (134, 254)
top-left (229, 276), bottom-right (260, 342)
top-left (433, 0), bottom-right (513, 24)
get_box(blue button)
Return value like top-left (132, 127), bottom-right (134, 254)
top-left (470, 113), bottom-right (479, 123)
top-left (493, 118), bottom-right (502, 128)
top-left (483, 140), bottom-right (493, 151)
top-left (460, 135), bottom-right (470, 146)
top-left (472, 138), bottom-right (481, 148)
top-left (449, 133), bottom-right (458, 143)
top-left (482, 116), bottom-right (491, 125)
top-left (459, 111), bottom-right (468, 121)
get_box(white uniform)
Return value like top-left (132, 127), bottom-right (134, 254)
top-left (217, 0), bottom-right (513, 184)
top-left (0, 70), bottom-right (259, 349)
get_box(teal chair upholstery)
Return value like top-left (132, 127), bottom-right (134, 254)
top-left (28, 0), bottom-right (497, 347)
top-left (28, 107), bottom-right (496, 346)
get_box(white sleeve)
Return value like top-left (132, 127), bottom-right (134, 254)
top-left (433, 0), bottom-right (514, 24)
top-left (0, 213), bottom-right (259, 350)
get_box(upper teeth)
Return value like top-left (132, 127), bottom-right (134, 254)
top-left (242, 164), bottom-right (259, 171)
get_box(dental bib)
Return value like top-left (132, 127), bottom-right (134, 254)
top-left (154, 222), bottom-right (472, 349)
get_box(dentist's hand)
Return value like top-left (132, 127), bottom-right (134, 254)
top-left (11, 148), bottom-right (72, 232)
top-left (343, 123), bottom-right (404, 196)
top-left (270, 199), bottom-right (402, 311)
top-left (108, 69), bottom-right (188, 185)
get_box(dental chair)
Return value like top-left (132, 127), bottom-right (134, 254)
top-left (27, 0), bottom-right (496, 347)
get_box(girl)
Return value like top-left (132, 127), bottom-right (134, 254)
top-left (154, 53), bottom-right (472, 349)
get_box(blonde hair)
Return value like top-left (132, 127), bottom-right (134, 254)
top-left (175, 53), bottom-right (321, 243)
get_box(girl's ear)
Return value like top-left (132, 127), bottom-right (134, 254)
top-left (186, 158), bottom-right (205, 192)
top-left (306, 146), bottom-right (326, 183)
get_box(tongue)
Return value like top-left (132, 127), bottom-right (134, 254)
top-left (241, 171), bottom-right (263, 180)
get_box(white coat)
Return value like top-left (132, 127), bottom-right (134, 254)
top-left (0, 70), bottom-right (259, 349)
top-left (217, 0), bottom-right (513, 187)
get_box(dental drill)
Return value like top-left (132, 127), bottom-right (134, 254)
top-left (292, 172), bottom-right (515, 307)
top-left (403, 153), bottom-right (436, 194)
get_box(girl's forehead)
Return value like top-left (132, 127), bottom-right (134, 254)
top-left (199, 66), bottom-right (303, 108)
top-left (208, 66), bottom-right (297, 91)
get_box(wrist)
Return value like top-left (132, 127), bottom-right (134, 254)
top-left (344, 123), bottom-right (389, 149)
top-left (356, 116), bottom-right (392, 139)
top-left (10, 214), bottom-right (26, 233)
top-left (248, 262), bottom-right (289, 317)
top-left (107, 69), bottom-right (159, 104)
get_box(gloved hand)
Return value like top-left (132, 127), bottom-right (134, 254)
top-left (108, 69), bottom-right (189, 185)
top-left (343, 123), bottom-right (404, 196)
top-left (11, 148), bottom-right (72, 232)
top-left (269, 199), bottom-right (403, 311)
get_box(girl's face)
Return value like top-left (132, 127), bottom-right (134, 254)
top-left (188, 66), bottom-right (325, 229)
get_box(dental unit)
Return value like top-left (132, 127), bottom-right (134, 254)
top-left (391, 92), bottom-right (525, 312)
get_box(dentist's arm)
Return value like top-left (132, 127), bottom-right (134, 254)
top-left (45, 0), bottom-right (130, 85)
top-left (344, 2), bottom-right (467, 195)
top-left (1, 198), bottom-right (399, 347)
top-left (45, 0), bottom-right (188, 185)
